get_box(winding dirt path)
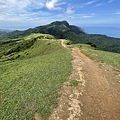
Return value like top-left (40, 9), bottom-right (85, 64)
top-left (49, 41), bottom-right (120, 120)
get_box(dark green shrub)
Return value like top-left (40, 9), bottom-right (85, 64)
top-left (66, 41), bottom-right (72, 45)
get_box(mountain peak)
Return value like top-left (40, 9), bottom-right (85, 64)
top-left (50, 21), bottom-right (69, 27)
top-left (61, 21), bottom-right (69, 27)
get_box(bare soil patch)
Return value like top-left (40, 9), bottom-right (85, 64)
top-left (34, 113), bottom-right (42, 120)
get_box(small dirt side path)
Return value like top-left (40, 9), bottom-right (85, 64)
top-left (61, 40), bottom-right (67, 48)
top-left (49, 41), bottom-right (120, 120)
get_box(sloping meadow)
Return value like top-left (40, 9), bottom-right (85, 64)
top-left (0, 34), bottom-right (72, 119)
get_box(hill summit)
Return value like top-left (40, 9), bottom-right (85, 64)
top-left (0, 21), bottom-right (86, 42)
top-left (0, 21), bottom-right (120, 53)
top-left (25, 20), bottom-right (86, 42)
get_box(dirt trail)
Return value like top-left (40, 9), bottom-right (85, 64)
top-left (49, 41), bottom-right (120, 120)
top-left (61, 40), bottom-right (67, 48)
top-left (74, 48), bottom-right (120, 120)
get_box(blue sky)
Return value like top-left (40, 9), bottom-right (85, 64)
top-left (0, 0), bottom-right (120, 30)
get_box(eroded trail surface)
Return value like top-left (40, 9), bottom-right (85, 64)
top-left (49, 46), bottom-right (120, 120)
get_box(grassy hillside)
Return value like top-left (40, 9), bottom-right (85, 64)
top-left (0, 34), bottom-right (55, 61)
top-left (84, 34), bottom-right (120, 53)
top-left (0, 34), bottom-right (72, 119)
top-left (80, 44), bottom-right (120, 69)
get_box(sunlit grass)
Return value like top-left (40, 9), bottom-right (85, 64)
top-left (79, 44), bottom-right (120, 69)
top-left (0, 38), bottom-right (72, 119)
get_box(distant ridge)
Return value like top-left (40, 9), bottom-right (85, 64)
top-left (0, 21), bottom-right (120, 53)
top-left (0, 29), bottom-right (12, 33)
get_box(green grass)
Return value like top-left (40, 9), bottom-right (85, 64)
top-left (69, 80), bottom-right (79, 87)
top-left (0, 36), bottom-right (72, 119)
top-left (0, 33), bottom-right (56, 62)
top-left (66, 43), bottom-right (120, 69)
top-left (78, 44), bottom-right (120, 69)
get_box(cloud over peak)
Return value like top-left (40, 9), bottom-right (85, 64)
top-left (66, 7), bottom-right (74, 14)
top-left (46, 0), bottom-right (59, 10)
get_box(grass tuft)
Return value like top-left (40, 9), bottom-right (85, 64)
top-left (69, 80), bottom-right (79, 87)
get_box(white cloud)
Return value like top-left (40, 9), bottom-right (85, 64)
top-left (80, 0), bottom-right (98, 8)
top-left (77, 14), bottom-right (94, 18)
top-left (108, 0), bottom-right (115, 3)
top-left (0, 0), bottom-right (65, 25)
top-left (85, 0), bottom-right (96, 5)
top-left (0, 0), bottom-right (46, 14)
top-left (56, 1), bottom-right (66, 6)
top-left (80, 15), bottom-right (93, 18)
top-left (64, 13), bottom-right (95, 19)
top-left (66, 7), bottom-right (74, 14)
top-left (95, 3), bottom-right (104, 7)
top-left (46, 0), bottom-right (59, 10)
top-left (0, 0), bottom-right (119, 30)
top-left (0, 0), bottom-right (50, 22)
top-left (115, 11), bottom-right (120, 15)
